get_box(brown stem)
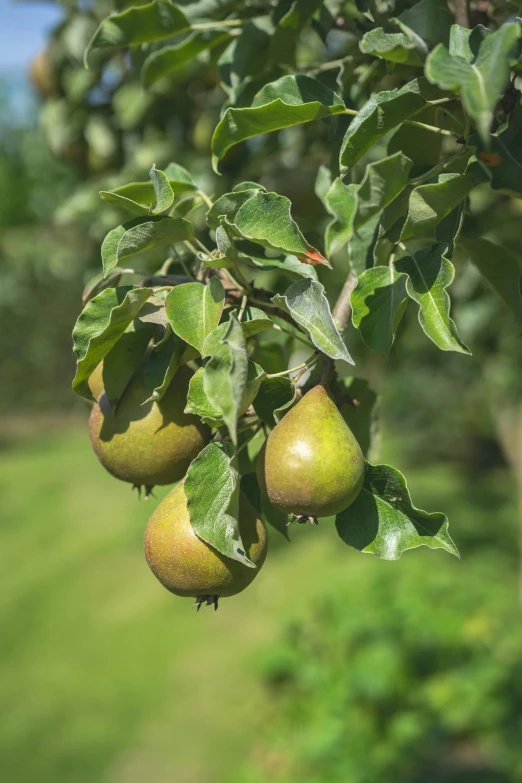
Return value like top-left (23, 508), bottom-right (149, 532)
top-left (139, 274), bottom-right (190, 288)
top-left (452, 0), bottom-right (469, 27)
top-left (332, 271), bottom-right (358, 334)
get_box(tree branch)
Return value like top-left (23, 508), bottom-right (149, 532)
top-left (332, 271), bottom-right (358, 334)
top-left (452, 0), bottom-right (469, 27)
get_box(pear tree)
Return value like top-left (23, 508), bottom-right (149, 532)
top-left (49, 0), bottom-right (522, 606)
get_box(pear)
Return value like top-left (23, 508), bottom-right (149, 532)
top-left (89, 366), bottom-right (209, 489)
top-left (144, 483), bottom-right (267, 605)
top-left (257, 385), bottom-right (364, 519)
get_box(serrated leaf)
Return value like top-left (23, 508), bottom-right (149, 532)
top-left (212, 74), bottom-right (345, 171)
top-left (186, 359), bottom-right (265, 426)
top-left (460, 238), bottom-right (522, 325)
top-left (425, 22), bottom-right (520, 143)
top-left (354, 152), bottom-right (412, 229)
top-left (101, 216), bottom-right (194, 276)
top-left (72, 286), bottom-right (152, 400)
top-left (395, 243), bottom-right (470, 353)
top-left (351, 266), bottom-right (408, 355)
top-left (165, 276), bottom-right (225, 353)
top-left (400, 173), bottom-right (475, 240)
top-left (469, 103), bottom-right (522, 196)
top-left (336, 462), bottom-right (459, 560)
top-left (324, 179), bottom-right (357, 256)
top-left (234, 191), bottom-right (329, 266)
top-left (184, 442), bottom-right (255, 567)
top-left (207, 187), bottom-right (265, 230)
top-left (85, 1), bottom-right (191, 64)
top-left (272, 278), bottom-right (354, 364)
top-left (142, 30), bottom-right (229, 86)
top-left (253, 376), bottom-right (296, 427)
top-left (202, 316), bottom-right (248, 443)
top-left (340, 78), bottom-right (441, 171)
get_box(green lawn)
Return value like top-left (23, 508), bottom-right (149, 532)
top-left (0, 424), bottom-right (518, 782)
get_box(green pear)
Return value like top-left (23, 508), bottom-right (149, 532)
top-left (257, 384), bottom-right (365, 519)
top-left (89, 366), bottom-right (210, 489)
top-left (144, 483), bottom-right (267, 604)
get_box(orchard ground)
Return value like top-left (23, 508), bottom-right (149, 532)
top-left (0, 415), bottom-right (517, 783)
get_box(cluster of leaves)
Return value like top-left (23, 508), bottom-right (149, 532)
top-left (66, 0), bottom-right (522, 566)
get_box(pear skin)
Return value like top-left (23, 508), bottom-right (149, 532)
top-left (89, 366), bottom-right (209, 488)
top-left (144, 483), bottom-right (267, 598)
top-left (257, 385), bottom-right (364, 518)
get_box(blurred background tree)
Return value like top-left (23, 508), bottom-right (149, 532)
top-left (2, 0), bottom-right (522, 781)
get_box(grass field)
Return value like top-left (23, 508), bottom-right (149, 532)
top-left (0, 421), bottom-right (518, 783)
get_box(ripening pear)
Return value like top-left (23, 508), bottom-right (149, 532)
top-left (89, 366), bottom-right (209, 489)
top-left (144, 483), bottom-right (267, 605)
top-left (257, 385), bottom-right (364, 519)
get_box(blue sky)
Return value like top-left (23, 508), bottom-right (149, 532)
top-left (1, 0), bottom-right (63, 72)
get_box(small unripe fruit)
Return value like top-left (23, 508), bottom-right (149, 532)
top-left (257, 385), bottom-right (364, 518)
top-left (89, 366), bottom-right (209, 488)
top-left (144, 483), bottom-right (267, 600)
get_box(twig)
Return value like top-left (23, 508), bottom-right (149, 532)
top-left (453, 0), bottom-right (469, 27)
top-left (332, 271), bottom-right (358, 334)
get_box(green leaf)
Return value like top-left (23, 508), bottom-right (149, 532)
top-left (102, 318), bottom-right (156, 405)
top-left (324, 179), bottom-right (357, 256)
top-left (351, 266), bottom-right (409, 355)
top-left (425, 22), bottom-right (520, 143)
top-left (245, 253), bottom-right (319, 280)
top-left (398, 0), bottom-right (452, 46)
top-left (272, 279), bottom-right (354, 364)
top-left (142, 30), bottom-right (229, 86)
top-left (348, 214), bottom-right (381, 277)
top-left (336, 462), bottom-right (459, 560)
top-left (100, 165), bottom-right (196, 214)
top-left (149, 163), bottom-right (175, 213)
top-left (400, 173), bottom-right (475, 240)
top-left (448, 23), bottom-right (490, 61)
top-left (212, 74), bottom-right (345, 171)
top-left (202, 317), bottom-right (249, 444)
top-left (469, 103), bottom-right (522, 196)
top-left (101, 216), bottom-right (194, 276)
top-left (239, 307), bottom-right (275, 337)
top-left (85, 1), bottom-right (191, 64)
top-left (460, 238), bottom-right (522, 325)
top-left (72, 286), bottom-right (152, 400)
top-left (184, 442), bottom-right (255, 568)
top-left (234, 191), bottom-right (329, 267)
top-left (354, 153), bottom-right (412, 230)
top-left (215, 223), bottom-right (238, 262)
top-left (253, 376), bottom-right (296, 428)
top-left (206, 187), bottom-right (265, 230)
top-left (360, 27), bottom-right (425, 66)
top-left (186, 359), bottom-right (265, 426)
top-left (165, 277), bottom-right (225, 353)
top-left (340, 78), bottom-right (441, 171)
top-left (142, 336), bottom-right (194, 404)
top-left (395, 243), bottom-right (470, 353)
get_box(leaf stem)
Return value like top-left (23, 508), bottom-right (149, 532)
top-left (409, 149), bottom-right (468, 186)
top-left (238, 295), bottom-right (248, 321)
top-left (267, 353), bottom-right (319, 379)
top-left (196, 189), bottom-right (214, 209)
top-left (192, 19), bottom-right (244, 30)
